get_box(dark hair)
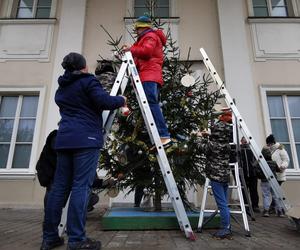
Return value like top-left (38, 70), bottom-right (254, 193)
top-left (266, 134), bottom-right (276, 145)
top-left (95, 60), bottom-right (115, 75)
top-left (61, 52), bottom-right (86, 72)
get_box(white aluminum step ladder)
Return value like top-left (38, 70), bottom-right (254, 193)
top-left (58, 52), bottom-right (196, 240)
top-left (198, 48), bottom-right (290, 212)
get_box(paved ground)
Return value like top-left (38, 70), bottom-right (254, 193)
top-left (0, 207), bottom-right (299, 250)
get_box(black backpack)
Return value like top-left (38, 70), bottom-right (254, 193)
top-left (36, 130), bottom-right (57, 187)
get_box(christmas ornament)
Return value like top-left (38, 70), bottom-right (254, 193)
top-left (186, 91), bottom-right (193, 97)
top-left (138, 150), bottom-right (143, 155)
top-left (181, 74), bottom-right (195, 87)
top-left (120, 106), bottom-right (131, 117)
top-left (107, 187), bottom-right (119, 198)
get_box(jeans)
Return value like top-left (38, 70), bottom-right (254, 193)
top-left (261, 181), bottom-right (280, 211)
top-left (43, 148), bottom-right (100, 243)
top-left (210, 180), bottom-right (230, 229)
top-left (143, 82), bottom-right (170, 138)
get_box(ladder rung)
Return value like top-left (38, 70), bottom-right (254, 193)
top-left (206, 185), bottom-right (240, 189)
top-left (203, 209), bottom-right (244, 214)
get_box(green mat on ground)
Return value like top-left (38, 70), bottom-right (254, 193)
top-left (101, 207), bottom-right (220, 230)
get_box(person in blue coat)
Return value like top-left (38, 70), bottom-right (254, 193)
top-left (41, 52), bottom-right (126, 250)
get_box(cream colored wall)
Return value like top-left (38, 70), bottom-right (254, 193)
top-left (178, 0), bottom-right (222, 70)
top-left (83, 0), bottom-right (127, 73)
top-left (0, 0), bottom-right (62, 207)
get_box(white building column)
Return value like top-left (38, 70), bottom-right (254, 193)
top-left (46, 0), bottom-right (87, 132)
top-left (217, 0), bottom-right (262, 144)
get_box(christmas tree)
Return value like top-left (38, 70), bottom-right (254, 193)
top-left (98, 2), bottom-right (223, 211)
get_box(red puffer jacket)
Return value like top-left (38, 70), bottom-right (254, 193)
top-left (130, 29), bottom-right (167, 86)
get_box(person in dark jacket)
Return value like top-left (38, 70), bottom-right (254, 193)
top-left (122, 15), bottom-right (172, 149)
top-left (41, 52), bottom-right (126, 250)
top-left (258, 147), bottom-right (281, 217)
top-left (240, 136), bottom-right (260, 212)
top-left (36, 129), bottom-right (58, 208)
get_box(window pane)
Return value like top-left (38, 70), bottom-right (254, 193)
top-left (0, 144), bottom-right (10, 169)
top-left (287, 96), bottom-right (300, 117)
top-left (0, 119), bottom-right (14, 142)
top-left (135, 0), bottom-right (145, 5)
top-left (36, 7), bottom-right (51, 18)
top-left (296, 144), bottom-right (300, 169)
top-left (271, 119), bottom-right (289, 142)
top-left (155, 7), bottom-right (169, 17)
top-left (12, 144), bottom-right (32, 169)
top-left (0, 96), bottom-right (18, 117)
top-left (253, 0), bottom-right (267, 6)
top-left (271, 0), bottom-right (286, 6)
top-left (17, 7), bottom-right (34, 18)
top-left (20, 96), bottom-right (39, 117)
top-left (16, 119), bottom-right (35, 142)
top-left (157, 0), bottom-right (169, 5)
top-left (37, 0), bottom-right (52, 6)
top-left (254, 7), bottom-right (269, 16)
top-left (267, 96), bottom-right (285, 117)
top-left (283, 144), bottom-right (294, 169)
top-left (19, 0), bottom-right (34, 8)
top-left (291, 119), bottom-right (300, 141)
top-left (135, 7), bottom-right (149, 17)
top-left (272, 7), bottom-right (287, 16)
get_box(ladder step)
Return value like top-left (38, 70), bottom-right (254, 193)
top-left (203, 209), bottom-right (244, 214)
top-left (207, 185), bottom-right (241, 189)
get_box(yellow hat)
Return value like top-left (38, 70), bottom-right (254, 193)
top-left (134, 15), bottom-right (152, 29)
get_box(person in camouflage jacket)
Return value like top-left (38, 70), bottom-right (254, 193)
top-left (204, 111), bottom-right (233, 239)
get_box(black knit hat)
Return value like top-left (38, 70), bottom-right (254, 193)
top-left (266, 134), bottom-right (276, 145)
top-left (61, 52), bottom-right (86, 72)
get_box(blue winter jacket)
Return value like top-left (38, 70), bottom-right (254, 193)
top-left (55, 71), bottom-right (124, 149)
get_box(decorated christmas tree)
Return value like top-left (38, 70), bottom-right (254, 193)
top-left (98, 2), bottom-right (223, 211)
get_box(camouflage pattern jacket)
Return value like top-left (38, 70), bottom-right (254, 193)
top-left (95, 72), bottom-right (116, 92)
top-left (204, 121), bottom-right (232, 183)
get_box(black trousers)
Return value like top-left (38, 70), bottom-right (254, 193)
top-left (243, 176), bottom-right (259, 208)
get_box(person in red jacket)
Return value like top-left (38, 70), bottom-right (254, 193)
top-left (122, 15), bottom-right (172, 149)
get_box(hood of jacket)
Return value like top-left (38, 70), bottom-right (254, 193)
top-left (154, 29), bottom-right (167, 46)
top-left (138, 28), bottom-right (167, 46)
top-left (58, 70), bottom-right (91, 87)
top-left (270, 142), bottom-right (284, 152)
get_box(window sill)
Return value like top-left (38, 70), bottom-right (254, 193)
top-left (124, 16), bottom-right (180, 24)
top-left (0, 173), bottom-right (36, 180)
top-left (248, 17), bottom-right (300, 24)
top-left (0, 18), bottom-right (57, 25)
top-left (286, 171), bottom-right (300, 180)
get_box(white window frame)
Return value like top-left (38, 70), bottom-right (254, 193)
top-left (0, 87), bottom-right (45, 178)
top-left (260, 86), bottom-right (300, 179)
top-left (247, 0), bottom-right (299, 17)
top-left (2, 0), bottom-right (57, 19)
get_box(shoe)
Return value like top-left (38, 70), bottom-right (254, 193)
top-left (212, 228), bottom-right (232, 240)
top-left (40, 237), bottom-right (64, 250)
top-left (277, 210), bottom-right (285, 218)
top-left (262, 209), bottom-right (269, 217)
top-left (268, 206), bottom-right (276, 214)
top-left (87, 193), bottom-right (99, 212)
top-left (149, 139), bottom-right (174, 153)
top-left (253, 207), bottom-right (261, 213)
top-left (67, 238), bottom-right (101, 250)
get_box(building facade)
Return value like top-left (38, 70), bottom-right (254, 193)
top-left (0, 0), bottom-right (299, 208)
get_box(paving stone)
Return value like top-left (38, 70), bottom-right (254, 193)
top-left (0, 208), bottom-right (300, 250)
